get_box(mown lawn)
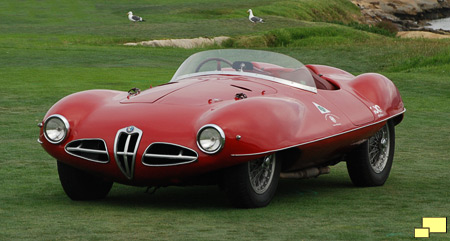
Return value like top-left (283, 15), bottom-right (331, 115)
top-left (1, 0), bottom-right (449, 240)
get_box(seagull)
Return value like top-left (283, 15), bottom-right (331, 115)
top-left (247, 9), bottom-right (264, 23)
top-left (127, 11), bottom-right (145, 22)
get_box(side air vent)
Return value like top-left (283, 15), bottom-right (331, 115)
top-left (65, 139), bottom-right (109, 163)
top-left (114, 126), bottom-right (142, 179)
top-left (142, 143), bottom-right (198, 166)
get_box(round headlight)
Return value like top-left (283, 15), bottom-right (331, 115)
top-left (197, 124), bottom-right (225, 154)
top-left (43, 114), bottom-right (69, 144)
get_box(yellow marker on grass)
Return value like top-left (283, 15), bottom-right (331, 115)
top-left (422, 217), bottom-right (447, 233)
top-left (414, 227), bottom-right (430, 238)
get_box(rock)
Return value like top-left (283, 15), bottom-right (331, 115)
top-left (380, 0), bottom-right (441, 15)
top-left (351, 0), bottom-right (450, 31)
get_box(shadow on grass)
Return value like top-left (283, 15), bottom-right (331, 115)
top-left (85, 174), bottom-right (355, 210)
top-left (277, 176), bottom-right (353, 196)
top-left (103, 185), bottom-right (230, 210)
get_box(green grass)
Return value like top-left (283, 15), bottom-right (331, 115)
top-left (1, 0), bottom-right (450, 240)
top-left (0, 0), bottom-right (360, 45)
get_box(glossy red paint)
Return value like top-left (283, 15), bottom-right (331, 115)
top-left (39, 61), bottom-right (404, 186)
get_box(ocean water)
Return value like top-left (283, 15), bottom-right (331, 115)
top-left (427, 17), bottom-right (450, 31)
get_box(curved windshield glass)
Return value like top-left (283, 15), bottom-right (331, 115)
top-left (170, 49), bottom-right (316, 93)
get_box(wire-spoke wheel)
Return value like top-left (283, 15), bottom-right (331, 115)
top-left (223, 153), bottom-right (280, 208)
top-left (368, 124), bottom-right (390, 174)
top-left (248, 155), bottom-right (276, 194)
top-left (346, 120), bottom-right (395, 187)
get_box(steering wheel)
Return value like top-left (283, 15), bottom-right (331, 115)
top-left (195, 57), bottom-right (234, 72)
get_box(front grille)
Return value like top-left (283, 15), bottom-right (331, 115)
top-left (114, 126), bottom-right (142, 179)
top-left (65, 139), bottom-right (109, 163)
top-left (142, 143), bottom-right (198, 166)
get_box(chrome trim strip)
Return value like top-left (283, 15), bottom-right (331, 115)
top-left (142, 142), bottom-right (198, 167)
top-left (231, 109), bottom-right (406, 157)
top-left (174, 71), bottom-right (317, 93)
top-left (37, 138), bottom-right (43, 144)
top-left (64, 138), bottom-right (109, 163)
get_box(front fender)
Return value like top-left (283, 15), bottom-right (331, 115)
top-left (348, 73), bottom-right (405, 119)
top-left (39, 89), bottom-right (126, 146)
top-left (197, 97), bottom-right (306, 156)
top-left (43, 89), bottom-right (126, 121)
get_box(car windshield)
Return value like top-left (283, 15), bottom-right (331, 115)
top-left (170, 49), bottom-right (317, 93)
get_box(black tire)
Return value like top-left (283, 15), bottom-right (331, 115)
top-left (346, 120), bottom-right (395, 187)
top-left (223, 153), bottom-right (281, 208)
top-left (57, 161), bottom-right (113, 200)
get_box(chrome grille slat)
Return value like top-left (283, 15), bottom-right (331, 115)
top-left (116, 152), bottom-right (135, 155)
top-left (65, 139), bottom-right (109, 163)
top-left (144, 153), bottom-right (197, 161)
top-left (66, 147), bottom-right (108, 155)
top-left (114, 126), bottom-right (142, 180)
top-left (142, 142), bottom-right (198, 166)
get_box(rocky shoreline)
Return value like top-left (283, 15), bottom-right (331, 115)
top-left (351, 0), bottom-right (450, 32)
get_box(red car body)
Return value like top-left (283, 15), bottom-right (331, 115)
top-left (39, 49), bottom-right (405, 207)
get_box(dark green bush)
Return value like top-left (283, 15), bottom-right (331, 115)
top-left (375, 20), bottom-right (399, 35)
top-left (339, 21), bottom-right (397, 37)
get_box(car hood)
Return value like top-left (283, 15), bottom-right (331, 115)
top-left (120, 75), bottom-right (277, 106)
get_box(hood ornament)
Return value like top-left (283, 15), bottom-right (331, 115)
top-left (235, 93), bottom-right (247, 100)
top-left (127, 87), bottom-right (141, 99)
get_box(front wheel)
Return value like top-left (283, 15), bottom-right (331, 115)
top-left (223, 153), bottom-right (281, 208)
top-left (57, 161), bottom-right (113, 200)
top-left (346, 120), bottom-right (395, 186)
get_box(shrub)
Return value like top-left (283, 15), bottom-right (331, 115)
top-left (345, 22), bottom-right (397, 37)
top-left (375, 20), bottom-right (399, 35)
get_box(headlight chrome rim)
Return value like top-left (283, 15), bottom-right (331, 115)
top-left (43, 114), bottom-right (70, 144)
top-left (197, 124), bottom-right (225, 154)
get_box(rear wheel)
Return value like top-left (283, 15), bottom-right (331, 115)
top-left (346, 120), bottom-right (395, 186)
top-left (223, 154), bottom-right (280, 208)
top-left (57, 161), bottom-right (113, 200)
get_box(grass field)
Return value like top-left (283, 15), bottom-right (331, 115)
top-left (1, 0), bottom-right (449, 240)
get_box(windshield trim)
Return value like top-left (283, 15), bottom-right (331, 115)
top-left (171, 71), bottom-right (317, 93)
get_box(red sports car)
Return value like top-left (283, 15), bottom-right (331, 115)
top-left (39, 49), bottom-right (405, 208)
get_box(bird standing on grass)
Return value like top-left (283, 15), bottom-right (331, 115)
top-left (247, 9), bottom-right (264, 23)
top-left (127, 11), bottom-right (145, 22)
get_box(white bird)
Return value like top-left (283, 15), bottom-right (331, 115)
top-left (247, 9), bottom-right (264, 23)
top-left (127, 11), bottom-right (145, 22)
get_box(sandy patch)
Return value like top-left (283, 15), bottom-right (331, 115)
top-left (124, 36), bottom-right (230, 48)
top-left (397, 31), bottom-right (450, 39)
